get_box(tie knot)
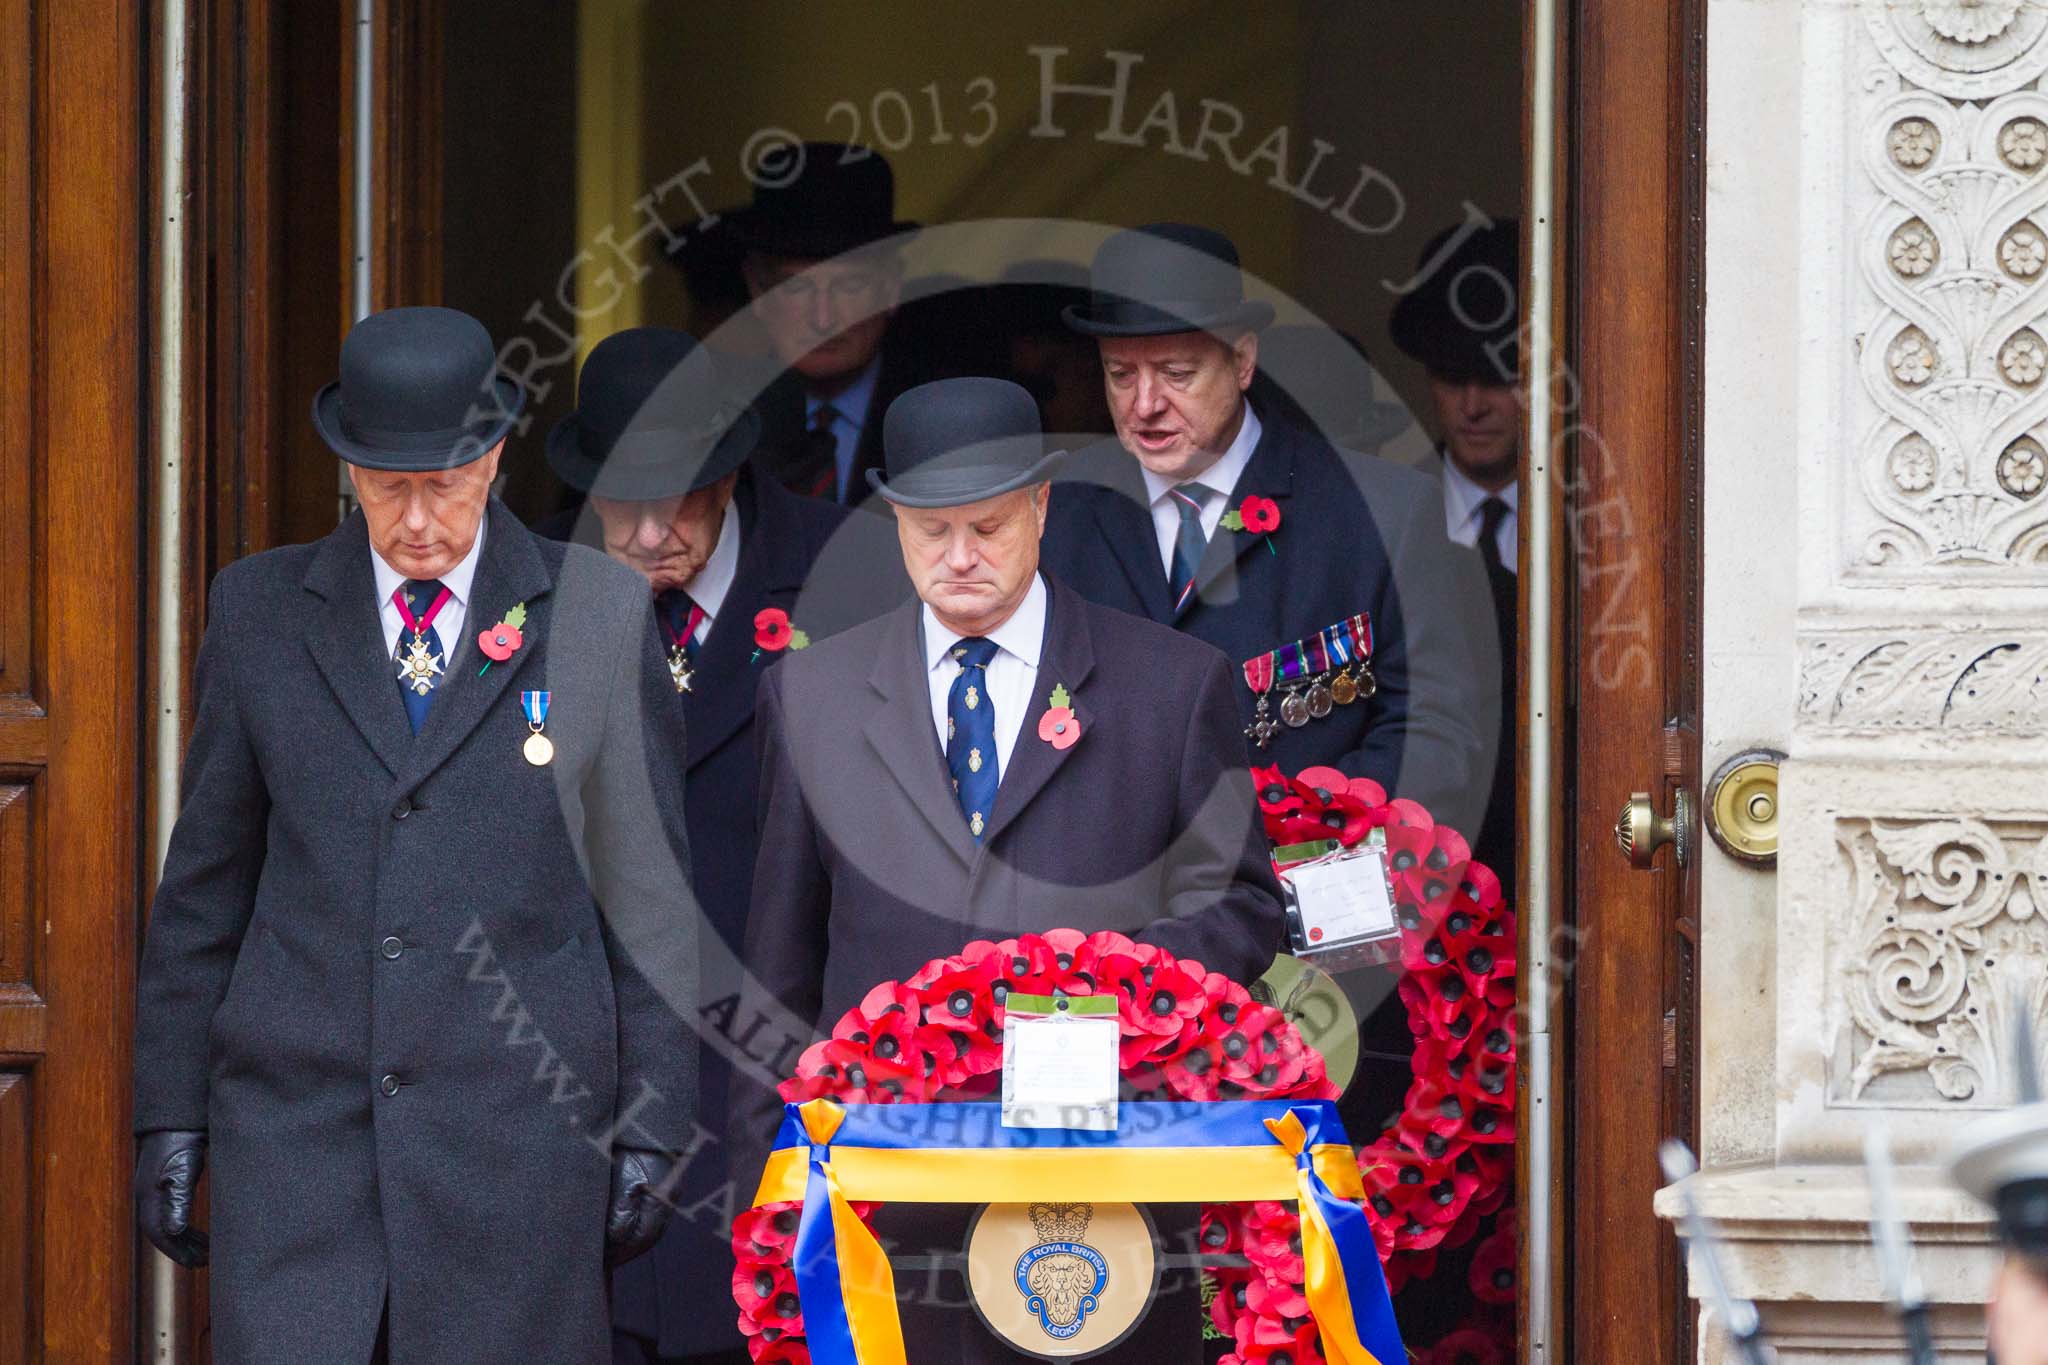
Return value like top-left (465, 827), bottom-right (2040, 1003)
top-left (398, 579), bottom-right (446, 612)
top-left (1478, 496), bottom-right (1511, 536)
top-left (811, 403), bottom-right (839, 433)
top-left (656, 587), bottom-right (697, 630)
top-left (950, 636), bottom-right (1000, 670)
top-left (1169, 482), bottom-right (1215, 519)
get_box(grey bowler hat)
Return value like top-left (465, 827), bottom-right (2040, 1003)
top-left (865, 377), bottom-right (1063, 509)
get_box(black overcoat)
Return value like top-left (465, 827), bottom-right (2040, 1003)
top-left (132, 500), bottom-right (698, 1364)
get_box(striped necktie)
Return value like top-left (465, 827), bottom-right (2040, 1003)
top-left (1168, 482), bottom-right (1217, 611)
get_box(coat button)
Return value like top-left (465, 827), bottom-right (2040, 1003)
top-left (380, 1074), bottom-right (400, 1097)
top-left (391, 798), bottom-right (411, 820)
top-left (380, 936), bottom-right (403, 960)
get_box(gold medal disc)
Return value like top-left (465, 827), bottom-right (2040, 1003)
top-left (1330, 670), bottom-right (1359, 706)
top-left (523, 731), bottom-right (555, 766)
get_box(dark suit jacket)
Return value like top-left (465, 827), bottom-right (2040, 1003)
top-left (546, 470), bottom-right (905, 1356)
top-left (1038, 406), bottom-right (1492, 832)
top-left (740, 574), bottom-right (1284, 1114)
top-left (132, 501), bottom-right (697, 1365)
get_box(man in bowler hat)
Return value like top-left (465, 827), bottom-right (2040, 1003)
top-left (730, 142), bottom-right (945, 507)
top-left (1040, 222), bottom-right (1486, 829)
top-left (538, 326), bottom-right (897, 1365)
top-left (1037, 223), bottom-right (1492, 1162)
top-left (132, 306), bottom-right (698, 1364)
top-left (740, 376), bottom-right (1284, 1361)
top-left (1390, 216), bottom-right (1523, 879)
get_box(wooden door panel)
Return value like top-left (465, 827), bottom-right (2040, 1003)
top-left (0, 0), bottom-right (145, 1360)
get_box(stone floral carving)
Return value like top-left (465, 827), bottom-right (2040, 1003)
top-left (1866, 2), bottom-right (2048, 99)
top-left (1999, 328), bottom-right (2048, 383)
top-left (1923, 0), bottom-right (2022, 47)
top-left (1836, 816), bottom-right (2048, 1107)
top-left (1999, 435), bottom-right (2047, 494)
top-left (1888, 328), bottom-right (1940, 386)
top-left (1854, 79), bottom-right (2048, 572)
top-left (1893, 117), bottom-right (1943, 168)
top-left (2002, 116), bottom-right (2048, 169)
top-left (1798, 630), bottom-right (2048, 733)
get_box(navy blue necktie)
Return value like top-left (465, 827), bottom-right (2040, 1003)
top-left (945, 637), bottom-right (1001, 841)
top-left (1167, 482), bottom-right (1216, 612)
top-left (392, 578), bottom-right (448, 735)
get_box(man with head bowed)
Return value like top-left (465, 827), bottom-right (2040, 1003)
top-left (131, 307), bottom-right (698, 1363)
top-left (740, 376), bottom-right (1285, 1360)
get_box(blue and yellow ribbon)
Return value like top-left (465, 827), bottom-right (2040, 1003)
top-left (751, 1098), bottom-right (1403, 1365)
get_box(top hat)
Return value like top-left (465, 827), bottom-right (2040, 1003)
top-left (312, 306), bottom-right (525, 471)
top-left (1062, 223), bottom-right (1276, 339)
top-left (865, 377), bottom-right (1063, 509)
top-left (1388, 218), bottom-right (1522, 385)
top-left (546, 327), bottom-right (763, 503)
top-left (728, 142), bottom-right (920, 262)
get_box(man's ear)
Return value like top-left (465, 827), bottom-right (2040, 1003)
top-left (1231, 331), bottom-right (1260, 393)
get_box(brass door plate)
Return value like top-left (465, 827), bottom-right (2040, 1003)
top-left (1705, 749), bottom-right (1784, 865)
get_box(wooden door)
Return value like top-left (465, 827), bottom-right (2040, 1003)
top-left (1548, 0), bottom-right (1706, 1359)
top-left (0, 0), bottom-right (146, 1358)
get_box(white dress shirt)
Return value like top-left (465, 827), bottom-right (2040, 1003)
top-left (371, 517), bottom-right (486, 674)
top-left (922, 572), bottom-right (1048, 781)
top-left (807, 356), bottom-right (881, 503)
top-left (678, 497), bottom-right (742, 644)
top-left (1441, 454), bottom-right (1520, 572)
top-left (1139, 404), bottom-right (1263, 577)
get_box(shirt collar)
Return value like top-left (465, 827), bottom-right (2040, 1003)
top-left (922, 572), bottom-right (1048, 674)
top-left (807, 355), bottom-right (882, 430)
top-left (370, 511), bottom-right (488, 613)
top-left (679, 496), bottom-right (742, 619)
top-left (1139, 402), bottom-right (1263, 508)
top-left (1439, 450), bottom-right (1519, 529)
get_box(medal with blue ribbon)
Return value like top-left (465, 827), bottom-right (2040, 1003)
top-left (1240, 613), bottom-right (1376, 743)
top-left (520, 690), bottom-right (553, 766)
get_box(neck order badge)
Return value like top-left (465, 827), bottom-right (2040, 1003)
top-left (520, 690), bottom-right (552, 766)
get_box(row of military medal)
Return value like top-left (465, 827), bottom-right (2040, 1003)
top-left (1240, 612), bottom-right (1376, 749)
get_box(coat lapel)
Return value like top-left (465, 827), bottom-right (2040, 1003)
top-left (980, 579), bottom-right (1097, 848)
top-left (1177, 412), bottom-right (1297, 624)
top-left (398, 500), bottom-right (554, 790)
top-left (302, 511), bottom-right (417, 779)
top-left (684, 478), bottom-right (807, 769)
top-left (862, 603), bottom-right (978, 869)
top-left (1070, 450), bottom-right (1173, 622)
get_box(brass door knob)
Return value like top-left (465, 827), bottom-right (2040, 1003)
top-left (1615, 789), bottom-right (1693, 869)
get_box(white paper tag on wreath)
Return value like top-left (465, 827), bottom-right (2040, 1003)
top-left (1002, 995), bottom-right (1119, 1130)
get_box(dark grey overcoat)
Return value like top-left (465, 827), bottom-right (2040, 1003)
top-left (132, 499), bottom-right (698, 1364)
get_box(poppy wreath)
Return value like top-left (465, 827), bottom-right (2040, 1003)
top-left (1246, 763), bottom-right (1519, 1360)
top-left (730, 927), bottom-right (1359, 1364)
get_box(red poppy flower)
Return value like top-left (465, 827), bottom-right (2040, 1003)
top-left (1219, 1003), bottom-right (1308, 1095)
top-left (751, 1340), bottom-right (813, 1365)
top-left (1239, 495), bottom-right (1282, 534)
top-left (1199, 1203), bottom-right (1244, 1256)
top-left (1037, 705), bottom-right (1081, 749)
top-left (1207, 1265), bottom-right (1255, 1339)
top-left (1469, 1213), bottom-right (1518, 1306)
top-left (754, 607), bottom-right (794, 651)
top-left (477, 622), bottom-right (522, 661)
top-left (1163, 1032), bottom-right (1227, 1100)
top-left (1106, 955), bottom-right (1205, 1040)
top-left (732, 1202), bottom-right (803, 1259)
top-left (784, 1036), bottom-right (925, 1104)
top-left (1236, 1310), bottom-right (1324, 1365)
top-left (1244, 1201), bottom-right (1304, 1284)
top-left (916, 962), bottom-right (998, 1034)
top-left (1245, 1264), bottom-right (1310, 1321)
top-left (733, 1260), bottom-right (803, 1335)
top-left (1454, 861), bottom-right (1506, 917)
top-left (1385, 1243), bottom-right (1439, 1293)
top-left (1252, 764), bottom-right (1305, 819)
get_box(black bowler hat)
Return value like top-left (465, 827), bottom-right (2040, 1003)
top-left (1389, 218), bottom-right (1522, 385)
top-left (1062, 223), bottom-right (1276, 338)
top-left (729, 142), bottom-right (919, 261)
top-left (312, 306), bottom-right (524, 470)
top-left (866, 377), bottom-right (1062, 509)
top-left (546, 327), bottom-right (763, 502)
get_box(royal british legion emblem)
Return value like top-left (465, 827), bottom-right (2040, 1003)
top-left (1014, 1202), bottom-right (1109, 1341)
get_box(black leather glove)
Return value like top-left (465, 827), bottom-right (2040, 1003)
top-left (605, 1147), bottom-right (677, 1267)
top-left (134, 1129), bottom-right (209, 1268)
